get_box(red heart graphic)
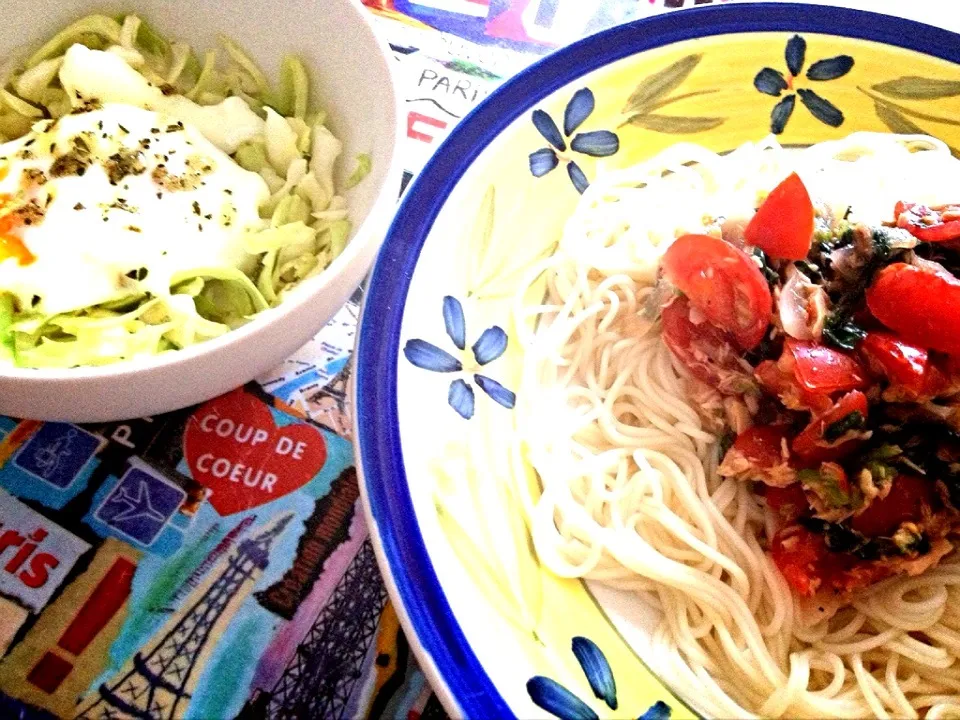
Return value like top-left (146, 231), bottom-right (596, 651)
top-left (183, 388), bottom-right (327, 515)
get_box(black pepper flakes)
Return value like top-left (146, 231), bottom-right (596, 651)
top-left (117, 124), bottom-right (129, 134)
top-left (125, 266), bottom-right (148, 280)
top-left (21, 168), bottom-right (47, 186)
top-left (203, 214), bottom-right (212, 220)
top-left (71, 98), bottom-right (102, 114)
top-left (23, 138), bottom-right (35, 148)
top-left (71, 135), bottom-right (91, 156)
top-left (191, 201), bottom-right (201, 216)
top-left (104, 149), bottom-right (146, 185)
top-left (73, 202), bottom-right (84, 210)
top-left (126, 225), bottom-right (142, 233)
top-left (50, 154), bottom-right (91, 178)
top-left (150, 127), bottom-right (160, 134)
top-left (14, 199), bottom-right (45, 227)
top-left (30, 294), bottom-right (40, 307)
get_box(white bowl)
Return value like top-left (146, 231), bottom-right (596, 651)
top-left (0, 0), bottom-right (402, 422)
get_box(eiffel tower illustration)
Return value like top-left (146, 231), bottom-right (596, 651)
top-left (239, 538), bottom-right (388, 719)
top-left (75, 514), bottom-right (293, 720)
top-left (307, 362), bottom-right (352, 438)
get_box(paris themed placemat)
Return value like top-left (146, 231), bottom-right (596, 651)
top-left (0, 1), bottom-right (860, 718)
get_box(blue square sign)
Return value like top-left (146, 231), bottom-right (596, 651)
top-left (94, 467), bottom-right (186, 546)
top-left (13, 423), bottom-right (101, 489)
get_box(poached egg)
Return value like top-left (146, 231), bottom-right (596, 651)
top-left (0, 44), bottom-right (271, 317)
top-left (0, 104), bottom-right (270, 316)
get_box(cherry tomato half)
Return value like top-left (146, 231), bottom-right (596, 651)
top-left (729, 425), bottom-right (791, 469)
top-left (858, 331), bottom-right (944, 400)
top-left (764, 483), bottom-right (810, 524)
top-left (755, 358), bottom-right (833, 414)
top-left (792, 390), bottom-right (868, 462)
top-left (661, 234), bottom-right (772, 350)
top-left (660, 296), bottom-right (752, 392)
top-left (850, 474), bottom-right (932, 538)
top-left (771, 526), bottom-right (830, 596)
top-left (744, 172), bottom-right (815, 261)
top-left (786, 340), bottom-right (869, 395)
top-left (867, 262), bottom-right (960, 356)
top-left (895, 201), bottom-right (960, 243)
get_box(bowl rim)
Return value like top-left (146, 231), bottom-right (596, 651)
top-left (354, 2), bottom-right (960, 717)
top-left (0, 0), bottom-right (406, 383)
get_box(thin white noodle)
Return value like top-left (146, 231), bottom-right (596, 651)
top-left (515, 132), bottom-right (960, 717)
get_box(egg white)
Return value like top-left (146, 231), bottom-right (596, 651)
top-left (0, 103), bottom-right (270, 316)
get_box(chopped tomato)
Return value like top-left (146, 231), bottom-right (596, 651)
top-left (661, 234), bottom-right (772, 349)
top-left (771, 526), bottom-right (830, 596)
top-left (895, 201), bottom-right (960, 242)
top-left (764, 483), bottom-right (809, 523)
top-left (730, 425), bottom-right (790, 468)
top-left (744, 172), bottom-right (815, 260)
top-left (786, 340), bottom-right (868, 395)
top-left (859, 332), bottom-right (944, 400)
top-left (660, 297), bottom-right (753, 392)
top-left (755, 358), bottom-right (833, 413)
top-left (850, 474), bottom-right (932, 537)
top-left (792, 391), bottom-right (868, 462)
top-left (867, 262), bottom-right (960, 356)
top-left (772, 525), bottom-right (903, 596)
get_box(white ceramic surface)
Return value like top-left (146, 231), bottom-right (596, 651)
top-left (0, 0), bottom-right (403, 422)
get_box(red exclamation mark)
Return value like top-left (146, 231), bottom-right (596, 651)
top-left (27, 557), bottom-right (135, 694)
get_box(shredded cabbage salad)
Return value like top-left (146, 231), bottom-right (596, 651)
top-left (0, 14), bottom-right (372, 368)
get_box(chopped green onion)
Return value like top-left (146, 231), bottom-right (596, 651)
top-left (220, 36), bottom-right (268, 95)
top-left (345, 153), bottom-right (372, 189)
top-left (26, 15), bottom-right (122, 67)
top-left (0, 294), bottom-right (16, 363)
top-left (186, 49), bottom-right (218, 101)
top-left (277, 56), bottom-right (310, 118)
top-left (0, 89), bottom-right (43, 118)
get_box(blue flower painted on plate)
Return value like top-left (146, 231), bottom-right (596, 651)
top-left (527, 636), bottom-right (672, 720)
top-left (403, 296), bottom-right (516, 419)
top-left (754, 34), bottom-right (854, 134)
top-left (528, 88), bottom-right (620, 194)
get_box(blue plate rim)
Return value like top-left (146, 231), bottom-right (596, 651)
top-left (353, 4), bottom-right (960, 717)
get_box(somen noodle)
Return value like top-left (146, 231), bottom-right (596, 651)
top-left (515, 133), bottom-right (960, 718)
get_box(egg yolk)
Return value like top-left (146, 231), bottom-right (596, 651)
top-left (0, 183), bottom-right (34, 266)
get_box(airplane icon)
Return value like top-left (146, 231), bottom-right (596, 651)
top-left (110, 479), bottom-right (167, 525)
top-left (94, 466), bottom-right (187, 546)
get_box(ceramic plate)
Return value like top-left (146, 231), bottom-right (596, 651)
top-left (355, 4), bottom-right (960, 717)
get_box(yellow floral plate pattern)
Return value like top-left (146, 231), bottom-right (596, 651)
top-left (355, 5), bottom-right (960, 718)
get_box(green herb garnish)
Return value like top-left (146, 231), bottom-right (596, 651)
top-left (824, 411), bottom-right (865, 441)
